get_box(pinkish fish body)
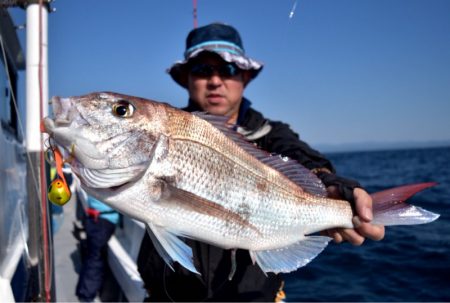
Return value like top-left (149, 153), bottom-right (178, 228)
top-left (43, 92), bottom-right (439, 274)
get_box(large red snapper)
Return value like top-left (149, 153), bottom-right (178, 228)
top-left (43, 92), bottom-right (439, 275)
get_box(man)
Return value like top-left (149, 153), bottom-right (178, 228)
top-left (137, 22), bottom-right (384, 302)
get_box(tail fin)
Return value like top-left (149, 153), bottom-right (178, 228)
top-left (371, 182), bottom-right (440, 226)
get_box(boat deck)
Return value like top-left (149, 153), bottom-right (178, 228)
top-left (53, 195), bottom-right (82, 302)
top-left (53, 186), bottom-right (147, 302)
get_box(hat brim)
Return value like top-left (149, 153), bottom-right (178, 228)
top-left (168, 50), bottom-right (263, 88)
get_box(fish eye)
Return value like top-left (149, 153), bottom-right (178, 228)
top-left (112, 100), bottom-right (135, 118)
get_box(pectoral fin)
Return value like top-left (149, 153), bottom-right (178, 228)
top-left (146, 223), bottom-right (200, 275)
top-left (250, 236), bottom-right (331, 274)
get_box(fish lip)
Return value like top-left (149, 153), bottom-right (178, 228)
top-left (51, 96), bottom-right (65, 119)
top-left (51, 96), bottom-right (81, 125)
top-left (42, 117), bottom-right (55, 135)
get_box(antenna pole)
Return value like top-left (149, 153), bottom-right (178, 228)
top-left (193, 0), bottom-right (198, 28)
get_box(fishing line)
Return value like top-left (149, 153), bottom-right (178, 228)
top-left (0, 27), bottom-right (41, 202)
top-left (163, 263), bottom-right (175, 302)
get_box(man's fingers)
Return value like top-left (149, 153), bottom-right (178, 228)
top-left (353, 188), bottom-right (373, 222)
top-left (321, 187), bottom-right (385, 246)
top-left (352, 217), bottom-right (385, 241)
top-left (322, 229), bottom-right (344, 244)
top-left (340, 228), bottom-right (365, 246)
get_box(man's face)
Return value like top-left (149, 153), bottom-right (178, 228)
top-left (187, 54), bottom-right (250, 123)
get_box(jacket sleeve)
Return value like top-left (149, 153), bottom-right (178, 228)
top-left (255, 121), bottom-right (362, 203)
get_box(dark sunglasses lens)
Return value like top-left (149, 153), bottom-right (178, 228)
top-left (219, 64), bottom-right (240, 77)
top-left (190, 64), bottom-right (213, 77)
top-left (190, 64), bottom-right (240, 78)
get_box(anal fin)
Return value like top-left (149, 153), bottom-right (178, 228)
top-left (250, 236), bottom-right (331, 274)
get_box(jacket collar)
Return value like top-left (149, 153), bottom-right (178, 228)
top-left (183, 97), bottom-right (268, 134)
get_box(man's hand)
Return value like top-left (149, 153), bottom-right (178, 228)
top-left (323, 187), bottom-right (385, 245)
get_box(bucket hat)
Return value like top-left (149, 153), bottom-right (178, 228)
top-left (168, 23), bottom-right (263, 88)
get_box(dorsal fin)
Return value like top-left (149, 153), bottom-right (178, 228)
top-left (193, 112), bottom-right (328, 197)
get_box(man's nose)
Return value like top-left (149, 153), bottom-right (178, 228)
top-left (207, 72), bottom-right (223, 86)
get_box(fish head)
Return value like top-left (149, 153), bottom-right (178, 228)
top-left (43, 92), bottom-right (168, 189)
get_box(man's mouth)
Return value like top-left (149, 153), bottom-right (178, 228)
top-left (206, 94), bottom-right (224, 104)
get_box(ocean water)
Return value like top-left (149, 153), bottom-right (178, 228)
top-left (284, 146), bottom-right (450, 302)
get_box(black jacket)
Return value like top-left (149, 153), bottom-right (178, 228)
top-left (137, 99), bottom-right (361, 302)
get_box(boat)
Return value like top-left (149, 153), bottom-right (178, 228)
top-left (1, 3), bottom-right (148, 302)
top-left (0, 6), bottom-right (32, 302)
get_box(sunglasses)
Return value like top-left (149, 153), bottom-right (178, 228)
top-left (189, 63), bottom-right (241, 78)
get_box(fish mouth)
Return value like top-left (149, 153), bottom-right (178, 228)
top-left (43, 96), bottom-right (110, 169)
top-left (51, 96), bottom-right (78, 125)
top-left (43, 94), bottom-right (150, 189)
top-left (43, 117), bottom-right (56, 135)
top-left (42, 117), bottom-right (108, 169)
top-left (42, 96), bottom-right (85, 138)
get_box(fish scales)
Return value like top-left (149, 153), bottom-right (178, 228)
top-left (161, 106), bottom-right (353, 249)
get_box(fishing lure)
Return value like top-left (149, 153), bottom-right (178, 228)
top-left (47, 145), bottom-right (71, 206)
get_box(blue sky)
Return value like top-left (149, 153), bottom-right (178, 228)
top-left (10, 0), bottom-right (450, 149)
